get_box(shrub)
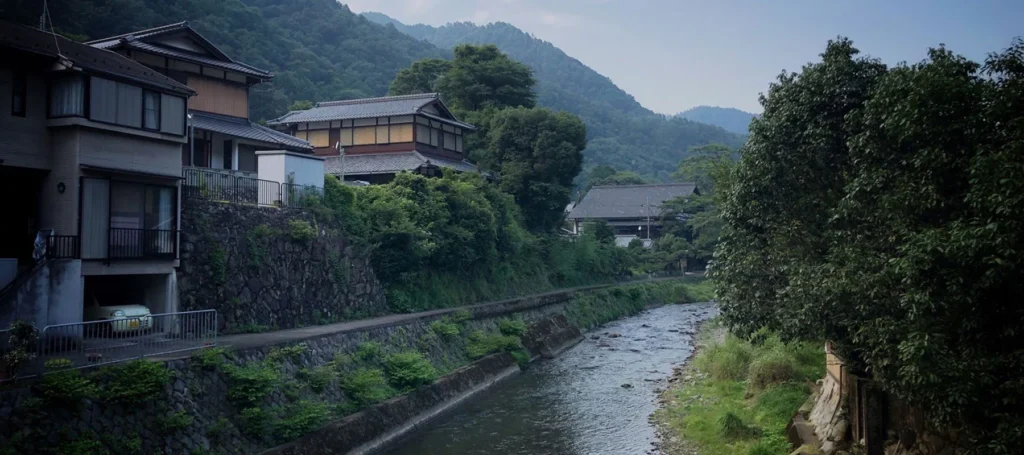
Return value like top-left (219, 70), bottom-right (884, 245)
top-left (52, 438), bottom-right (109, 455)
top-left (1, 320), bottom-right (37, 377)
top-left (451, 309), bottom-right (472, 323)
top-left (718, 411), bottom-right (760, 440)
top-left (747, 348), bottom-right (796, 390)
top-left (100, 360), bottom-right (172, 405)
top-left (272, 401), bottom-right (331, 442)
top-left (497, 319), bottom-right (527, 337)
top-left (239, 407), bottom-right (267, 437)
top-left (158, 411), bottom-right (195, 434)
top-left (355, 341), bottom-right (382, 361)
top-left (225, 362), bottom-right (280, 406)
top-left (206, 417), bottom-right (231, 439)
top-left (288, 220), bottom-right (316, 243)
top-left (267, 343), bottom-right (307, 364)
top-left (384, 351), bottom-right (437, 391)
top-left (694, 335), bottom-right (753, 381)
top-left (39, 359), bottom-right (97, 406)
top-left (297, 366), bottom-right (336, 393)
top-left (341, 368), bottom-right (395, 406)
top-left (429, 319), bottom-right (460, 339)
top-left (466, 331), bottom-right (523, 359)
top-left (193, 347), bottom-right (228, 370)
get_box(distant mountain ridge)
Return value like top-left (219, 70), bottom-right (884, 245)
top-left (676, 106), bottom-right (758, 135)
top-left (363, 12), bottom-right (745, 179)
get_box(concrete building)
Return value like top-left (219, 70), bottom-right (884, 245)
top-left (0, 21), bottom-right (196, 329)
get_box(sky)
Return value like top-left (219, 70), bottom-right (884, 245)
top-left (343, 0), bottom-right (1022, 115)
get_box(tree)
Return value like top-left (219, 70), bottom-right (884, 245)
top-left (583, 220), bottom-right (615, 245)
top-left (483, 107), bottom-right (587, 232)
top-left (661, 144), bottom-right (736, 261)
top-left (288, 100), bottom-right (314, 111)
top-left (715, 37), bottom-right (1024, 450)
top-left (388, 58), bottom-right (451, 96)
top-left (436, 44), bottom-right (537, 111)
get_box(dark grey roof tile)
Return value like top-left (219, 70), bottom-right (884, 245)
top-left (568, 183), bottom-right (699, 219)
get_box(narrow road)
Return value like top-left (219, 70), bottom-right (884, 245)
top-left (157, 276), bottom-right (687, 360)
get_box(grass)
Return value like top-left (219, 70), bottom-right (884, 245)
top-left (657, 325), bottom-right (823, 455)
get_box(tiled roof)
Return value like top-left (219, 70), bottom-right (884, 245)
top-left (267, 93), bottom-right (474, 130)
top-left (190, 111), bottom-right (312, 152)
top-left (323, 151), bottom-right (479, 176)
top-left (0, 21), bottom-right (193, 96)
top-left (87, 22), bottom-right (272, 79)
top-left (567, 183), bottom-right (699, 220)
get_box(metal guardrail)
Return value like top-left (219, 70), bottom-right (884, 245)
top-left (183, 167), bottom-right (282, 207)
top-left (46, 235), bottom-right (80, 259)
top-left (108, 228), bottom-right (177, 259)
top-left (2, 310), bottom-right (217, 379)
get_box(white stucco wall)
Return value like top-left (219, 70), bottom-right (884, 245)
top-left (256, 151), bottom-right (324, 188)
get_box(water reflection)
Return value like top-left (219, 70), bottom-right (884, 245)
top-left (385, 303), bottom-right (718, 455)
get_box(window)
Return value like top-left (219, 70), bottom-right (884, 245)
top-left (430, 127), bottom-right (439, 146)
top-left (223, 140), bottom-right (233, 169)
top-left (375, 125), bottom-right (389, 144)
top-left (160, 94), bottom-right (185, 135)
top-left (456, 135), bottom-right (463, 153)
top-left (307, 130), bottom-right (330, 147)
top-left (11, 73), bottom-right (26, 117)
top-left (354, 127), bottom-right (376, 145)
top-left (49, 76), bottom-right (84, 117)
top-left (90, 76), bottom-right (142, 128)
top-left (143, 90), bottom-right (160, 130)
top-left (416, 124), bottom-right (430, 144)
top-left (443, 132), bottom-right (456, 151)
top-left (390, 124), bottom-right (413, 142)
top-left (339, 128), bottom-right (353, 146)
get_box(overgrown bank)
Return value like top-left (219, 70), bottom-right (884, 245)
top-left (655, 322), bottom-right (823, 455)
top-left (0, 279), bottom-right (706, 455)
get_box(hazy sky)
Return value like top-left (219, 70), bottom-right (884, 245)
top-left (343, 0), bottom-right (1022, 115)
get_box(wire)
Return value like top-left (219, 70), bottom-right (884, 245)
top-left (42, 0), bottom-right (63, 58)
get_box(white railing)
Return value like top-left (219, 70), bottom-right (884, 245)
top-left (2, 310), bottom-right (217, 379)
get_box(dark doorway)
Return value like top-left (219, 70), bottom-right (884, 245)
top-left (0, 166), bottom-right (46, 266)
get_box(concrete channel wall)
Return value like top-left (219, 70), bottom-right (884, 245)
top-left (0, 280), bottom-right (672, 455)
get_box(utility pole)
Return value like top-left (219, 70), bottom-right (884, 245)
top-left (336, 142), bottom-right (346, 182)
top-left (646, 194), bottom-right (651, 240)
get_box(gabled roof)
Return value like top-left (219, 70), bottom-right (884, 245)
top-left (323, 151), bottom-right (479, 176)
top-left (86, 21), bottom-right (272, 80)
top-left (190, 111), bottom-right (312, 152)
top-left (267, 93), bottom-right (476, 130)
top-left (0, 21), bottom-right (193, 96)
top-left (568, 183), bottom-right (699, 220)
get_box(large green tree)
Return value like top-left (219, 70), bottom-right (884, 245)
top-left (716, 37), bottom-right (1024, 450)
top-left (484, 107), bottom-right (587, 232)
top-left (436, 44), bottom-right (537, 111)
top-left (388, 58), bottom-right (451, 96)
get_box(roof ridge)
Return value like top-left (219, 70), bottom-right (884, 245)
top-left (316, 92), bottom-right (437, 107)
top-left (84, 21), bottom-right (189, 44)
top-left (591, 183), bottom-right (697, 189)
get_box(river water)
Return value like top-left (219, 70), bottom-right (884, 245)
top-left (384, 302), bottom-right (718, 455)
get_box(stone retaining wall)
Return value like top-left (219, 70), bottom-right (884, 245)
top-left (0, 280), bottom-right (671, 455)
top-left (177, 200), bottom-right (387, 333)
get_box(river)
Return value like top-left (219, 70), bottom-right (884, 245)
top-left (384, 302), bottom-right (718, 455)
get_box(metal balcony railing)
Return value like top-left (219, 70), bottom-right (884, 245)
top-left (108, 228), bottom-right (177, 260)
top-left (46, 235), bottom-right (80, 259)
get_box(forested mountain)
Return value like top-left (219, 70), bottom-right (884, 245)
top-left (676, 106), bottom-right (758, 135)
top-left (0, 0), bottom-right (447, 121)
top-left (364, 13), bottom-right (744, 179)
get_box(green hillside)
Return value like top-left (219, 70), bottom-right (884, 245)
top-left (364, 13), bottom-right (745, 179)
top-left (677, 106), bottom-right (758, 135)
top-left (1, 0), bottom-right (447, 121)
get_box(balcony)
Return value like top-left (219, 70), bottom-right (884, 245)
top-left (108, 228), bottom-right (177, 260)
top-left (46, 235), bottom-right (81, 259)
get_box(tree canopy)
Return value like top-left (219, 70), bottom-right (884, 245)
top-left (388, 58), bottom-right (451, 96)
top-left (483, 107), bottom-right (587, 232)
top-left (715, 37), bottom-right (1024, 450)
top-left (435, 44), bottom-right (537, 111)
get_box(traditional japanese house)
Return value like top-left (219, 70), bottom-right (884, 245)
top-left (267, 93), bottom-right (478, 184)
top-left (567, 183), bottom-right (700, 246)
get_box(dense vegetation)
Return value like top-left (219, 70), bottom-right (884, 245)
top-left (1, 0), bottom-right (447, 121)
top-left (676, 106), bottom-right (758, 135)
top-left (656, 325), bottom-right (823, 455)
top-left (364, 13), bottom-right (746, 179)
top-left (714, 37), bottom-right (1024, 451)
